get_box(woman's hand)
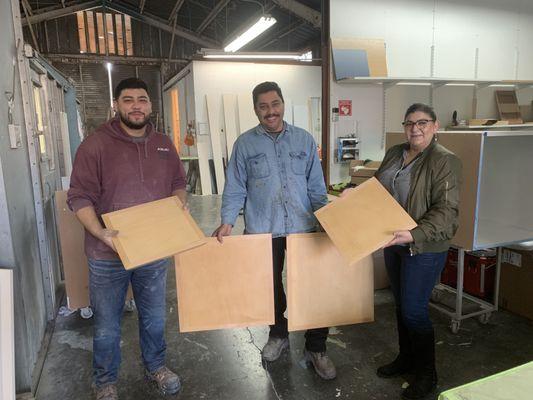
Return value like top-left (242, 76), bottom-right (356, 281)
top-left (383, 230), bottom-right (414, 248)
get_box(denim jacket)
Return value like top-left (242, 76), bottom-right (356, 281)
top-left (221, 122), bottom-right (327, 238)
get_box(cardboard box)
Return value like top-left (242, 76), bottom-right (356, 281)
top-left (499, 248), bottom-right (533, 320)
top-left (351, 176), bottom-right (370, 185)
top-left (349, 160), bottom-right (382, 177)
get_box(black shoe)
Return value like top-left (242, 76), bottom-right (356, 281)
top-left (401, 368), bottom-right (437, 399)
top-left (377, 354), bottom-right (414, 378)
top-left (402, 329), bottom-right (437, 399)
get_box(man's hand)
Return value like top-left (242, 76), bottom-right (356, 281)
top-left (212, 224), bottom-right (232, 243)
top-left (383, 230), bottom-right (414, 248)
top-left (96, 228), bottom-right (119, 251)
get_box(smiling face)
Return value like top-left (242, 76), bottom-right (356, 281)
top-left (403, 111), bottom-right (439, 152)
top-left (254, 90), bottom-right (285, 133)
top-left (114, 88), bottom-right (152, 133)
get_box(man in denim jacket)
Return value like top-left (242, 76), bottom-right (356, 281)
top-left (212, 82), bottom-right (336, 380)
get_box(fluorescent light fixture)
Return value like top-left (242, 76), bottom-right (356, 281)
top-left (201, 49), bottom-right (313, 61)
top-left (224, 16), bottom-right (276, 52)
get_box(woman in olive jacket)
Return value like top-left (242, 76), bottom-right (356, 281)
top-left (375, 103), bottom-right (462, 399)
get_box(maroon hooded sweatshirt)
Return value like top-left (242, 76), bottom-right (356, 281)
top-left (67, 117), bottom-right (186, 260)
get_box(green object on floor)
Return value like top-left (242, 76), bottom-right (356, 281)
top-left (438, 361), bottom-right (533, 400)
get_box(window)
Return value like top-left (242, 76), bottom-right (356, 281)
top-left (77, 11), bottom-right (133, 56)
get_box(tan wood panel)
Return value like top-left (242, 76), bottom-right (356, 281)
top-left (206, 94), bottom-right (225, 193)
top-left (331, 37), bottom-right (388, 77)
top-left (438, 132), bottom-right (483, 250)
top-left (287, 233), bottom-right (374, 331)
top-left (175, 234), bottom-right (274, 332)
top-left (102, 196), bottom-right (206, 269)
top-left (55, 190), bottom-right (90, 309)
top-left (56, 191), bottom-right (134, 307)
top-left (386, 132), bottom-right (483, 250)
top-left (315, 177), bottom-right (416, 265)
top-left (222, 94), bottom-right (239, 159)
top-left (0, 269), bottom-right (15, 400)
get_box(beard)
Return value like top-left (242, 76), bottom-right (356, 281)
top-left (118, 110), bottom-right (151, 130)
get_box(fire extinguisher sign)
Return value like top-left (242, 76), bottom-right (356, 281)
top-left (338, 100), bottom-right (352, 117)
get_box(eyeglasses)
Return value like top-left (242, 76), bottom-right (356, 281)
top-left (402, 119), bottom-right (434, 129)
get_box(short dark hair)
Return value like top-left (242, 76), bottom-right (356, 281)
top-left (252, 81), bottom-right (284, 107)
top-left (113, 77), bottom-right (149, 100)
top-left (404, 103), bottom-right (437, 121)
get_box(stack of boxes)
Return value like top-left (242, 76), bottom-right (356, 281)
top-left (349, 160), bottom-right (381, 185)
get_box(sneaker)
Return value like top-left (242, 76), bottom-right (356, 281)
top-left (261, 337), bottom-right (289, 362)
top-left (303, 350), bottom-right (337, 380)
top-left (145, 366), bottom-right (181, 395)
top-left (95, 384), bottom-right (118, 400)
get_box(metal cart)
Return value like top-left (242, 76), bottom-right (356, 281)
top-left (430, 247), bottom-right (502, 333)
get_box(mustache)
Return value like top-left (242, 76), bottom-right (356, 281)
top-left (265, 114), bottom-right (280, 119)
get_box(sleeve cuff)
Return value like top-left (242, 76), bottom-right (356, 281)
top-left (68, 198), bottom-right (94, 213)
top-left (410, 226), bottom-right (427, 244)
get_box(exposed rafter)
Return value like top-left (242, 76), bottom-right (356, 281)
top-left (256, 20), bottom-right (306, 50)
top-left (139, 0), bottom-right (146, 14)
top-left (107, 1), bottom-right (220, 48)
top-left (21, 0), bottom-right (101, 26)
top-left (271, 0), bottom-right (321, 29)
top-left (168, 0), bottom-right (185, 23)
top-left (196, 0), bottom-right (232, 34)
top-left (43, 52), bottom-right (189, 65)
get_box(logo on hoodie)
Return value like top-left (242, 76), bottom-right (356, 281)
top-left (157, 147), bottom-right (170, 159)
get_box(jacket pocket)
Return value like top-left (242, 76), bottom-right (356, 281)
top-left (247, 153), bottom-right (270, 179)
top-left (289, 151), bottom-right (307, 175)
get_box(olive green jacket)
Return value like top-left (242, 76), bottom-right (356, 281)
top-left (375, 140), bottom-right (462, 255)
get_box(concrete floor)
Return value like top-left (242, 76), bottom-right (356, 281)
top-left (36, 195), bottom-right (533, 400)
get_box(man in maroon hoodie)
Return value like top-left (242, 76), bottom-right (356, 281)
top-left (68, 78), bottom-right (185, 400)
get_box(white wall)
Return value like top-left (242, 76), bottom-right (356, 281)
top-left (190, 60), bottom-right (322, 159)
top-left (329, 0), bottom-right (533, 183)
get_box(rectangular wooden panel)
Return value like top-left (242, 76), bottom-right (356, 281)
top-left (196, 139), bottom-right (213, 195)
top-left (175, 234), bottom-right (274, 332)
top-left (287, 233), bottom-right (374, 331)
top-left (55, 190), bottom-right (90, 309)
top-left (222, 94), bottom-right (239, 159)
top-left (331, 38), bottom-right (388, 77)
top-left (205, 94), bottom-right (225, 194)
top-left (55, 191), bottom-right (134, 307)
top-left (386, 131), bottom-right (483, 250)
top-left (237, 92), bottom-right (257, 133)
top-left (0, 269), bottom-right (15, 400)
top-left (315, 177), bottom-right (417, 265)
top-left (102, 196), bottom-right (206, 269)
top-left (438, 132), bottom-right (483, 250)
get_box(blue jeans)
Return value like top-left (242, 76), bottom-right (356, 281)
top-left (383, 246), bottom-right (447, 333)
top-left (88, 258), bottom-right (168, 387)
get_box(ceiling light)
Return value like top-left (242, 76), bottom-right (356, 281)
top-left (224, 16), bottom-right (276, 52)
top-left (201, 50), bottom-right (311, 61)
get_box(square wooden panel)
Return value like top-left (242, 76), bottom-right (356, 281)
top-left (175, 235), bottom-right (274, 333)
top-left (315, 177), bottom-right (417, 265)
top-left (287, 233), bottom-right (374, 331)
top-left (102, 196), bottom-right (206, 269)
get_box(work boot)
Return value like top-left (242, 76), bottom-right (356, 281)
top-left (95, 384), bottom-right (118, 400)
top-left (145, 366), bottom-right (181, 395)
top-left (377, 312), bottom-right (414, 378)
top-left (303, 350), bottom-right (337, 380)
top-left (401, 329), bottom-right (437, 399)
top-left (262, 337), bottom-right (289, 362)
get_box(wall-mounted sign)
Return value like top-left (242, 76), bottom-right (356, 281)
top-left (339, 100), bottom-right (352, 117)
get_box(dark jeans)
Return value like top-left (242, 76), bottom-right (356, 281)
top-left (88, 258), bottom-right (168, 387)
top-left (270, 237), bottom-right (329, 352)
top-left (384, 246), bottom-right (447, 333)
